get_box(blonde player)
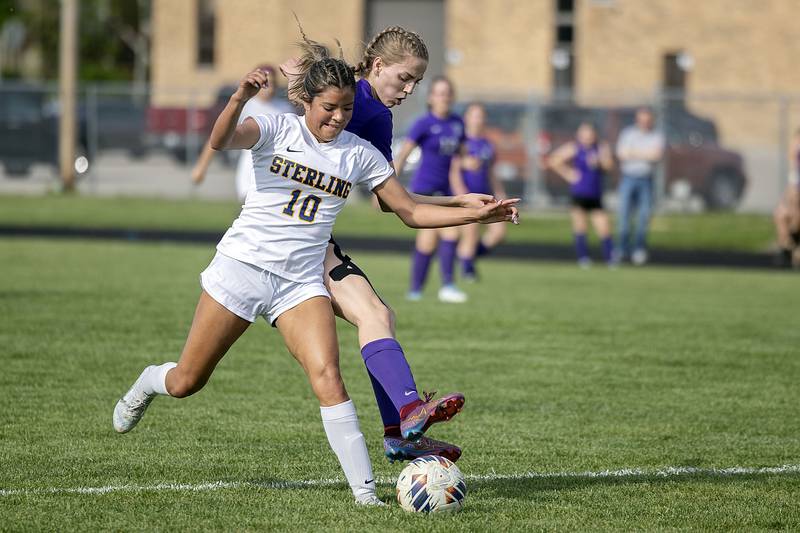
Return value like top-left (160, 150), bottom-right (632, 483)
top-left (112, 42), bottom-right (518, 506)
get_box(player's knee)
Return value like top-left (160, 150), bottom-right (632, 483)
top-left (309, 363), bottom-right (346, 400)
top-left (370, 302), bottom-right (395, 331)
top-left (351, 298), bottom-right (394, 331)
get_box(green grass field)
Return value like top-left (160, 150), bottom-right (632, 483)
top-left (1, 235), bottom-right (798, 531)
top-left (0, 194), bottom-right (776, 252)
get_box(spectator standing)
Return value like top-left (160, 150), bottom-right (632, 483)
top-left (615, 107), bottom-right (665, 265)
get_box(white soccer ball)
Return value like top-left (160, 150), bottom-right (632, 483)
top-left (395, 455), bottom-right (467, 513)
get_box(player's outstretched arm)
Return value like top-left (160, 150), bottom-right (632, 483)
top-left (376, 181), bottom-right (496, 212)
top-left (209, 69), bottom-right (267, 151)
top-left (373, 175), bottom-right (519, 228)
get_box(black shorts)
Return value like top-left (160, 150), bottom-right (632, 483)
top-left (570, 196), bottom-right (603, 211)
top-left (327, 236), bottom-right (371, 284)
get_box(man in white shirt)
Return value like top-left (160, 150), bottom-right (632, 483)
top-left (615, 107), bottom-right (665, 265)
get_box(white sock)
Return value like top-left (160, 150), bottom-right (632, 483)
top-left (320, 400), bottom-right (376, 502)
top-left (140, 362), bottom-right (177, 396)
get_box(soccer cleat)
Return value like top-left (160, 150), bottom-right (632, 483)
top-left (355, 494), bottom-right (387, 506)
top-left (400, 391), bottom-right (465, 442)
top-left (384, 435), bottom-right (462, 463)
top-left (113, 366), bottom-right (157, 433)
top-left (437, 285), bottom-right (467, 303)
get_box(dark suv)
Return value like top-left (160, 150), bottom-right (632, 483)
top-left (416, 101), bottom-right (747, 210)
top-left (0, 87), bottom-right (66, 176)
top-left (0, 85), bottom-right (147, 177)
top-left (537, 104), bottom-right (746, 209)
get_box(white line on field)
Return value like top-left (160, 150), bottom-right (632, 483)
top-left (1, 463), bottom-right (798, 497)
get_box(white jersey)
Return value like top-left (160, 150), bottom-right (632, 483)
top-left (235, 97), bottom-right (294, 201)
top-left (217, 113), bottom-right (393, 283)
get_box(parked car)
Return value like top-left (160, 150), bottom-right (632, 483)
top-left (0, 86), bottom-right (88, 177)
top-left (0, 85), bottom-right (148, 177)
top-left (84, 94), bottom-right (149, 158)
top-left (146, 84), bottom-right (292, 166)
top-left (538, 103), bottom-right (747, 210)
top-left (394, 100), bottom-right (746, 210)
top-left (392, 101), bottom-right (531, 197)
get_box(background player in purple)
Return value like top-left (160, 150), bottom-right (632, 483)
top-left (450, 102), bottom-right (508, 281)
top-left (395, 76), bottom-right (469, 303)
top-left (280, 25), bottom-right (515, 463)
top-left (548, 122), bottom-right (616, 267)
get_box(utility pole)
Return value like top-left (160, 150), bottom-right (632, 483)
top-left (59, 0), bottom-right (78, 191)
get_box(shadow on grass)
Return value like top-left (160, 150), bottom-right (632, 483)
top-left (470, 469), bottom-right (800, 500)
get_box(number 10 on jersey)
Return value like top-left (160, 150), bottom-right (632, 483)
top-left (282, 189), bottom-right (321, 222)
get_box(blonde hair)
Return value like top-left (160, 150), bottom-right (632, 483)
top-left (355, 26), bottom-right (429, 77)
top-left (288, 15), bottom-right (356, 104)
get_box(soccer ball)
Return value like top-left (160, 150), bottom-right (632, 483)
top-left (396, 455), bottom-right (467, 513)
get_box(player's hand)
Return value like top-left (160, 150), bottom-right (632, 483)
top-left (565, 169), bottom-right (580, 184)
top-left (235, 68), bottom-right (268, 101)
top-left (476, 198), bottom-right (520, 225)
top-left (455, 193), bottom-right (495, 208)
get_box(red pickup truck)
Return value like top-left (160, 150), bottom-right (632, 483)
top-left (146, 85), bottom-right (236, 164)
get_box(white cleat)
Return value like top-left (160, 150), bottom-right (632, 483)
top-left (632, 248), bottom-right (648, 266)
top-left (356, 494), bottom-right (387, 506)
top-left (113, 366), bottom-right (157, 433)
top-left (437, 284), bottom-right (467, 304)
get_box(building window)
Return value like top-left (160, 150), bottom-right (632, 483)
top-left (197, 0), bottom-right (216, 66)
top-left (663, 52), bottom-right (688, 91)
top-left (552, 0), bottom-right (575, 100)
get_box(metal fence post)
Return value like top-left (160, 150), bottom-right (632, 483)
top-left (86, 83), bottom-right (99, 194)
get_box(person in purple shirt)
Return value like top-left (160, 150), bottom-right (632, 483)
top-left (395, 76), bottom-right (469, 303)
top-left (280, 26), bottom-right (518, 463)
top-left (450, 103), bottom-right (508, 281)
top-left (548, 122), bottom-right (616, 267)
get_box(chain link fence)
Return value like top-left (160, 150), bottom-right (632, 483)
top-left (0, 81), bottom-right (796, 214)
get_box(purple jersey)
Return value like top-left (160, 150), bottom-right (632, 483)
top-left (345, 79), bottom-right (393, 162)
top-left (407, 112), bottom-right (465, 195)
top-left (572, 143), bottom-right (604, 199)
top-left (461, 136), bottom-right (495, 195)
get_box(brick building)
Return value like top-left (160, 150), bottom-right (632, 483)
top-left (150, 0), bottom-right (799, 209)
top-left (152, 0), bottom-right (800, 102)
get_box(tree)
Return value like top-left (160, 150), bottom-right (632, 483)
top-left (0, 0), bottom-right (150, 82)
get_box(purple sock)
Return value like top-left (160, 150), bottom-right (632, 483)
top-left (475, 241), bottom-right (491, 257)
top-left (367, 371), bottom-right (401, 431)
top-left (410, 249), bottom-right (433, 292)
top-left (361, 338), bottom-right (420, 414)
top-left (601, 237), bottom-right (614, 262)
top-left (439, 239), bottom-right (458, 286)
top-left (461, 256), bottom-right (476, 276)
top-left (574, 233), bottom-right (589, 260)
